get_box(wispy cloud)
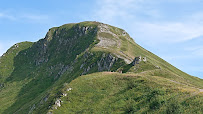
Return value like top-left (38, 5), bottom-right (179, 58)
top-left (185, 46), bottom-right (203, 56)
top-left (94, 0), bottom-right (203, 44)
top-left (133, 22), bottom-right (203, 44)
top-left (94, 0), bottom-right (137, 23)
top-left (0, 12), bottom-right (16, 20)
top-left (93, 0), bottom-right (203, 78)
top-left (0, 11), bottom-right (50, 23)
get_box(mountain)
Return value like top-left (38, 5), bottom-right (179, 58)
top-left (0, 21), bottom-right (202, 114)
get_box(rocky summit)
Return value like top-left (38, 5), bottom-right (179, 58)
top-left (0, 21), bottom-right (202, 114)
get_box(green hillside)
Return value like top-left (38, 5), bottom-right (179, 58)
top-left (0, 21), bottom-right (202, 114)
top-left (52, 72), bottom-right (203, 114)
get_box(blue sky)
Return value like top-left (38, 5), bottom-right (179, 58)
top-left (0, 0), bottom-right (203, 78)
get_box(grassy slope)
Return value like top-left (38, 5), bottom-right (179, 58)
top-left (0, 42), bottom-right (33, 113)
top-left (1, 22), bottom-right (124, 114)
top-left (0, 21), bottom-right (202, 114)
top-left (0, 42), bottom-right (33, 82)
top-left (1, 22), bottom-right (101, 114)
top-left (92, 24), bottom-right (202, 89)
top-left (52, 72), bottom-right (203, 114)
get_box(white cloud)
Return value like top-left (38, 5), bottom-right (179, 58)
top-left (94, 0), bottom-right (138, 23)
top-left (94, 0), bottom-right (203, 44)
top-left (93, 0), bottom-right (203, 78)
top-left (133, 22), bottom-right (203, 44)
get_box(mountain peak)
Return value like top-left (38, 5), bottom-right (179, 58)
top-left (0, 21), bottom-right (202, 114)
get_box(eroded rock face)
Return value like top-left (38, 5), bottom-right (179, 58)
top-left (96, 23), bottom-right (133, 64)
top-left (80, 52), bottom-right (119, 75)
top-left (96, 24), bottom-right (120, 48)
top-left (97, 53), bottom-right (117, 71)
top-left (132, 56), bottom-right (142, 66)
top-left (132, 56), bottom-right (147, 65)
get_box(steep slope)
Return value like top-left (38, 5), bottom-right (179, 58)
top-left (0, 42), bottom-right (33, 113)
top-left (0, 21), bottom-right (202, 114)
top-left (0, 42), bottom-right (33, 82)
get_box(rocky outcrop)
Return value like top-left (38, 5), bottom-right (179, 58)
top-left (34, 24), bottom-right (97, 66)
top-left (80, 52), bottom-right (118, 75)
top-left (143, 57), bottom-right (147, 62)
top-left (132, 56), bottom-right (147, 66)
top-left (95, 23), bottom-right (134, 64)
top-left (54, 99), bottom-right (61, 109)
top-left (97, 53), bottom-right (117, 71)
top-left (132, 56), bottom-right (142, 66)
top-left (96, 24), bottom-right (120, 48)
top-left (0, 83), bottom-right (4, 88)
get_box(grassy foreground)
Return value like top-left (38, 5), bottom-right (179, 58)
top-left (51, 72), bottom-right (203, 114)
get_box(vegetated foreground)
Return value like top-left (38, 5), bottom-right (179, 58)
top-left (53, 72), bottom-right (203, 114)
top-left (0, 21), bottom-right (202, 114)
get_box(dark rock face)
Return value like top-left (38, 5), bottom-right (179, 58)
top-left (97, 53), bottom-right (117, 71)
top-left (0, 83), bottom-right (4, 88)
top-left (132, 56), bottom-right (142, 66)
top-left (80, 52), bottom-right (119, 75)
top-left (33, 25), bottom-right (97, 66)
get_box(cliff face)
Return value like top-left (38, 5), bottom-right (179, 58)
top-left (0, 21), bottom-right (202, 114)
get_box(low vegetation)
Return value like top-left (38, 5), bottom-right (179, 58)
top-left (52, 72), bottom-right (203, 114)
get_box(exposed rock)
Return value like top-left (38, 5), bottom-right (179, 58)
top-left (28, 104), bottom-right (36, 114)
top-left (97, 53), bottom-right (116, 71)
top-left (55, 99), bottom-right (61, 109)
top-left (62, 93), bottom-right (67, 97)
top-left (132, 56), bottom-right (142, 66)
top-left (0, 83), bottom-right (4, 88)
top-left (67, 88), bottom-right (72, 91)
top-left (96, 24), bottom-right (120, 48)
top-left (80, 63), bottom-right (84, 69)
top-left (122, 31), bottom-right (127, 36)
top-left (82, 63), bottom-right (96, 75)
top-left (38, 95), bottom-right (49, 108)
top-left (53, 64), bottom-right (73, 80)
top-left (43, 95), bottom-right (49, 102)
top-left (156, 66), bottom-right (161, 69)
top-left (113, 52), bottom-right (133, 64)
top-left (96, 23), bottom-right (134, 64)
top-left (143, 57), bottom-right (147, 62)
top-left (14, 44), bottom-right (19, 48)
top-left (117, 68), bottom-right (123, 73)
top-left (47, 111), bottom-right (53, 114)
top-left (96, 37), bottom-right (117, 48)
